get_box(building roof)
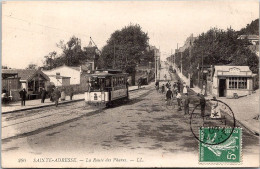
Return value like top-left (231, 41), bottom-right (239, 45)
top-left (214, 66), bottom-right (251, 72)
top-left (2, 69), bottom-right (50, 81)
top-left (238, 35), bottom-right (259, 40)
top-left (48, 75), bottom-right (71, 79)
top-left (43, 65), bottom-right (89, 72)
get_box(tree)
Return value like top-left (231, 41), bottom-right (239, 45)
top-left (56, 36), bottom-right (83, 66)
top-left (175, 27), bottom-right (259, 86)
top-left (98, 24), bottom-right (149, 84)
top-left (43, 36), bottom-right (96, 70)
top-left (26, 63), bottom-right (38, 70)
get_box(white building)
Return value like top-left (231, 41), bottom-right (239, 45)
top-left (212, 66), bottom-right (254, 98)
top-left (237, 35), bottom-right (259, 45)
top-left (43, 65), bottom-right (82, 85)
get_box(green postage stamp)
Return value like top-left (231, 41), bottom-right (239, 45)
top-left (199, 127), bottom-right (242, 163)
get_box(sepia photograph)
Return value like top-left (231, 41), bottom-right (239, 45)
top-left (1, 1), bottom-right (259, 168)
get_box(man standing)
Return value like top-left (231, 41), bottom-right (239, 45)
top-left (155, 81), bottom-right (159, 92)
top-left (183, 94), bottom-right (190, 115)
top-left (138, 78), bottom-right (142, 89)
top-left (177, 80), bottom-right (181, 93)
top-left (166, 87), bottom-right (173, 104)
top-left (176, 91), bottom-right (182, 111)
top-left (161, 84), bottom-right (165, 94)
top-left (69, 87), bottom-right (74, 100)
top-left (183, 84), bottom-right (188, 95)
top-left (199, 94), bottom-right (206, 118)
top-left (53, 87), bottom-right (61, 107)
top-left (41, 88), bottom-right (47, 103)
top-left (19, 88), bottom-right (27, 106)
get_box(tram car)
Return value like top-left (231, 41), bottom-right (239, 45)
top-left (84, 70), bottom-right (129, 107)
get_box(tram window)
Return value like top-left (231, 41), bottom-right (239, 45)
top-left (105, 78), bottom-right (111, 87)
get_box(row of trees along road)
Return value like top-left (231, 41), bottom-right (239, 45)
top-left (97, 24), bottom-right (154, 85)
top-left (173, 26), bottom-right (259, 87)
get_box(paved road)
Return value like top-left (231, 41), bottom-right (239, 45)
top-left (2, 65), bottom-right (259, 167)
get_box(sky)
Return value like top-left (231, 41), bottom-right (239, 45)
top-left (2, 0), bottom-right (259, 68)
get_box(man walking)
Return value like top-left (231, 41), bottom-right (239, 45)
top-left (19, 88), bottom-right (27, 106)
top-left (53, 87), bottom-right (61, 107)
top-left (41, 88), bottom-right (47, 103)
top-left (183, 94), bottom-right (190, 115)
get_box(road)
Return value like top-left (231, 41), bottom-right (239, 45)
top-left (2, 62), bottom-right (259, 167)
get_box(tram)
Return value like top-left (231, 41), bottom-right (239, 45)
top-left (84, 69), bottom-right (129, 107)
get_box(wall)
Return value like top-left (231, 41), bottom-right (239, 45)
top-left (43, 66), bottom-right (81, 85)
top-left (2, 78), bottom-right (21, 92)
top-left (226, 89), bottom-right (252, 98)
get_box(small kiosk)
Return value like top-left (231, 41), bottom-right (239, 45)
top-left (212, 66), bottom-right (254, 98)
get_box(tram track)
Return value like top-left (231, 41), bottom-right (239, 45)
top-left (2, 87), bottom-right (153, 142)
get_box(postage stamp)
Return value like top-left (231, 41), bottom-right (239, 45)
top-left (199, 127), bottom-right (242, 163)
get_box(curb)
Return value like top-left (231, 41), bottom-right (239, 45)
top-left (2, 87), bottom-right (146, 114)
top-left (2, 99), bottom-right (84, 114)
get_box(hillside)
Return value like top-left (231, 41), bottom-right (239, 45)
top-left (238, 18), bottom-right (259, 35)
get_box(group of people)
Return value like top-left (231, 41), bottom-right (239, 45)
top-left (18, 87), bottom-right (74, 107)
top-left (155, 80), bottom-right (190, 114)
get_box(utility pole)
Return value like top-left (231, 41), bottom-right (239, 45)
top-left (154, 49), bottom-right (157, 82)
top-left (113, 41), bottom-right (115, 69)
top-left (171, 49), bottom-right (173, 67)
top-left (175, 43), bottom-right (178, 69)
top-left (181, 51), bottom-right (183, 75)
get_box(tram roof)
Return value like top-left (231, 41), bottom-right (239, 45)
top-left (95, 69), bottom-right (123, 74)
top-left (91, 72), bottom-right (128, 78)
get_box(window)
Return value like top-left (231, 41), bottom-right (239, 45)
top-left (229, 77), bottom-right (247, 89)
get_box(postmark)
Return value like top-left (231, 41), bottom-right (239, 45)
top-left (190, 98), bottom-right (236, 145)
top-left (199, 127), bottom-right (242, 163)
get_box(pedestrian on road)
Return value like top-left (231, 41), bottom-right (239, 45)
top-left (41, 88), bottom-right (47, 103)
top-left (155, 81), bottom-right (159, 92)
top-left (161, 84), bottom-right (165, 94)
top-left (164, 74), bottom-right (167, 81)
top-left (177, 80), bottom-right (181, 93)
top-left (199, 94), bottom-right (206, 118)
top-left (183, 94), bottom-right (190, 115)
top-left (53, 87), bottom-right (61, 107)
top-left (183, 84), bottom-right (188, 95)
top-left (19, 88), bottom-right (27, 106)
top-left (138, 78), bottom-right (142, 89)
top-left (166, 87), bottom-right (173, 104)
top-left (61, 89), bottom-right (66, 101)
top-left (69, 87), bottom-right (74, 100)
top-left (176, 91), bottom-right (182, 111)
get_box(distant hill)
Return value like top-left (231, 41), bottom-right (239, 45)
top-left (238, 18), bottom-right (259, 35)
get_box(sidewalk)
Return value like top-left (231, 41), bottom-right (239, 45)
top-left (1, 85), bottom-right (146, 114)
top-left (218, 90), bottom-right (259, 135)
top-left (175, 70), bottom-right (260, 135)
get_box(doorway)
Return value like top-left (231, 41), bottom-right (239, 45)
top-left (219, 79), bottom-right (226, 97)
